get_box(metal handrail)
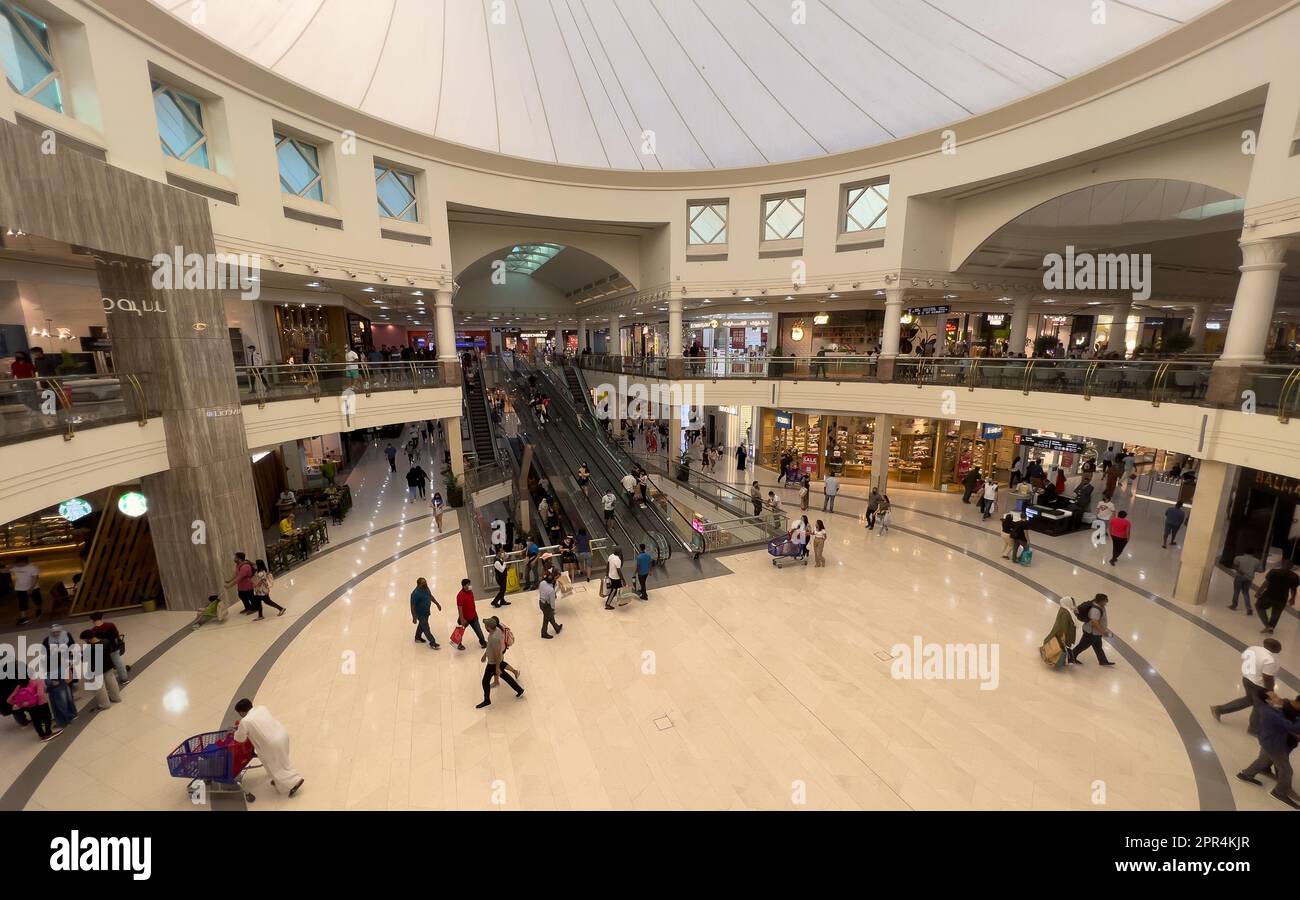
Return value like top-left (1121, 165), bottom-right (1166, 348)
top-left (1081, 360), bottom-right (1100, 401)
top-left (1021, 358), bottom-right (1038, 395)
top-left (1150, 362), bottom-right (1171, 408)
top-left (1277, 367), bottom-right (1300, 424)
top-left (124, 373), bottom-right (148, 426)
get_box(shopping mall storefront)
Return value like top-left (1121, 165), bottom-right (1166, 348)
top-left (757, 410), bottom-right (1019, 489)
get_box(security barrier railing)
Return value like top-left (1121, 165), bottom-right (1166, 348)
top-left (0, 372), bottom-right (152, 445)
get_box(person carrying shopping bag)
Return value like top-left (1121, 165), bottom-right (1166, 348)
top-left (812, 520), bottom-right (828, 567)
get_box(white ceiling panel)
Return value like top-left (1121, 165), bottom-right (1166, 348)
top-left (150, 0), bottom-right (1225, 170)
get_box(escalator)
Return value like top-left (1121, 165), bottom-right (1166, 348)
top-left (562, 365), bottom-right (586, 407)
top-left (501, 360), bottom-right (675, 562)
top-left (557, 361), bottom-right (786, 551)
top-left (462, 355), bottom-right (496, 465)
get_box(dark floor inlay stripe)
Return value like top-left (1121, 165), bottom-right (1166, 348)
top-left (889, 522), bottom-right (1234, 812)
top-left (214, 529), bottom-right (461, 810)
top-left (891, 503), bottom-right (1300, 691)
top-left (0, 618), bottom-right (194, 811)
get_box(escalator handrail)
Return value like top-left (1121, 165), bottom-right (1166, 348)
top-left (502, 369), bottom-right (654, 561)
top-left (525, 361), bottom-right (686, 556)
top-left (536, 362), bottom-right (699, 550)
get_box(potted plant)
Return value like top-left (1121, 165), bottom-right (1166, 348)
top-left (1161, 331), bottom-right (1195, 355)
top-left (442, 466), bottom-right (465, 507)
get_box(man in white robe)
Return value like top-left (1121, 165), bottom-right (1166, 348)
top-left (233, 698), bottom-right (304, 797)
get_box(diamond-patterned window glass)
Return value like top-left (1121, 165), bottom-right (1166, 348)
top-left (153, 81), bottom-right (209, 168)
top-left (1, 2), bottom-right (62, 112)
top-left (763, 195), bottom-right (804, 241)
top-left (844, 181), bottom-right (889, 233)
top-left (375, 164), bottom-right (418, 221)
top-left (687, 201), bottom-right (727, 245)
top-left (276, 133), bottom-right (323, 200)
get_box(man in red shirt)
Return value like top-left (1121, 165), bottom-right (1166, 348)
top-left (223, 552), bottom-right (257, 614)
top-left (455, 578), bottom-right (487, 651)
top-left (89, 612), bottom-right (130, 685)
top-left (1108, 510), bottom-right (1132, 566)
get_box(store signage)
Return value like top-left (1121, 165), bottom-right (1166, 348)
top-left (58, 498), bottom-right (92, 522)
top-left (907, 305), bottom-right (950, 316)
top-left (980, 424), bottom-right (1004, 440)
top-left (813, 314), bottom-right (830, 325)
top-left (984, 314), bottom-right (1006, 326)
top-left (1014, 433), bottom-right (1085, 454)
top-left (1251, 470), bottom-right (1300, 500)
top-left (716, 406), bottom-right (738, 415)
top-left (1044, 315), bottom-right (1071, 326)
top-left (801, 453), bottom-right (819, 475)
top-left (774, 410), bottom-right (793, 430)
top-left (1206, 322), bottom-right (1222, 331)
top-left (790, 326), bottom-right (804, 341)
top-left (79, 336), bottom-right (111, 352)
top-left (117, 491), bottom-right (148, 517)
top-left (204, 406), bottom-right (241, 419)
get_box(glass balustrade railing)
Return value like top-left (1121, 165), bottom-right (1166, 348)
top-left (234, 360), bottom-right (461, 405)
top-left (0, 372), bottom-right (151, 445)
top-left (576, 354), bottom-right (1218, 406)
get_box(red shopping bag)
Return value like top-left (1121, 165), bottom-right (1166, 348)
top-left (450, 625), bottom-right (466, 645)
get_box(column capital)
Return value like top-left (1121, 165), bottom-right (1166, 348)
top-left (884, 287), bottom-right (906, 306)
top-left (1239, 236), bottom-right (1291, 271)
top-left (433, 288), bottom-right (454, 308)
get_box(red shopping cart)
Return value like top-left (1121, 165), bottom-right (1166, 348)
top-left (166, 729), bottom-right (260, 804)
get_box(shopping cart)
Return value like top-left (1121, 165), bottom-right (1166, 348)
top-left (767, 537), bottom-right (807, 568)
top-left (166, 729), bottom-right (260, 804)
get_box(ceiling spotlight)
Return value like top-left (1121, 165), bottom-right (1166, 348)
top-left (377, 273), bottom-right (389, 282)
top-left (851, 282), bottom-right (861, 289)
top-left (271, 257), bottom-right (285, 268)
top-left (406, 278), bottom-right (416, 286)
top-left (343, 270), bottom-right (357, 278)
top-left (308, 265), bottom-right (320, 274)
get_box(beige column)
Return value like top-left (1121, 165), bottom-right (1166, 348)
top-left (609, 311), bottom-right (621, 357)
top-left (434, 289), bottom-right (456, 361)
top-left (1108, 300), bottom-right (1132, 357)
top-left (871, 413), bottom-right (893, 492)
top-left (1172, 460), bottom-right (1236, 607)
top-left (1219, 237), bottom-right (1291, 363)
top-left (1187, 301), bottom-right (1208, 351)
top-left (880, 289), bottom-right (905, 357)
top-left (442, 415), bottom-right (465, 477)
top-left (1008, 295), bottom-right (1031, 357)
top-left (577, 319), bottom-right (587, 351)
top-left (97, 257), bottom-right (265, 611)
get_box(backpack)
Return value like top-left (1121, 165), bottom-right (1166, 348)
top-left (501, 624), bottom-right (515, 650)
top-left (1075, 600), bottom-right (1096, 623)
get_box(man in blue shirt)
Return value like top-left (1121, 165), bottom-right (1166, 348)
top-left (635, 543), bottom-right (653, 601)
top-left (524, 539), bottom-right (541, 589)
top-left (1161, 501), bottom-right (1187, 548)
top-left (409, 577), bottom-right (442, 650)
top-left (1235, 692), bottom-right (1300, 808)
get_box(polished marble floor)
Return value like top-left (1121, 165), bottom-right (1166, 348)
top-left (4, 426), bottom-right (1296, 811)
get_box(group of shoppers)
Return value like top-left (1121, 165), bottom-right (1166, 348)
top-left (3, 613), bottom-right (130, 742)
top-left (1210, 638), bottom-right (1300, 809)
top-left (224, 552), bottom-right (287, 620)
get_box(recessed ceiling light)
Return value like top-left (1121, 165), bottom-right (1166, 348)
top-left (828, 293), bottom-right (839, 298)
top-left (412, 290), bottom-right (424, 296)
top-left (306, 281), bottom-right (321, 288)
top-left (743, 297), bottom-right (753, 302)
top-left (363, 287), bottom-right (376, 293)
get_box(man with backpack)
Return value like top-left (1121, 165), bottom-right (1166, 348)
top-left (476, 617), bottom-right (524, 708)
top-left (1069, 594), bottom-right (1114, 666)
